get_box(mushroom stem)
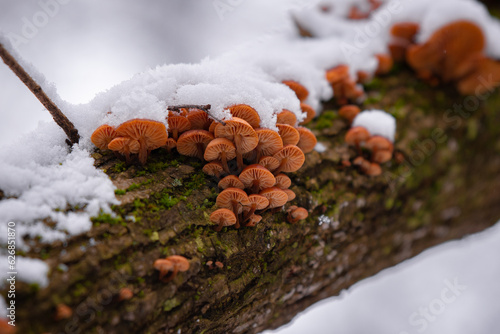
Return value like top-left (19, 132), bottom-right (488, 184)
top-left (243, 205), bottom-right (257, 223)
top-left (173, 129), bottom-right (179, 141)
top-left (0, 42), bottom-right (80, 145)
top-left (251, 180), bottom-right (260, 195)
top-left (162, 266), bottom-right (179, 283)
top-left (138, 138), bottom-right (148, 165)
top-left (234, 134), bottom-right (245, 173)
top-left (196, 143), bottom-right (205, 161)
top-left (273, 158), bottom-right (288, 175)
top-left (221, 151), bottom-right (231, 174)
top-left (232, 201), bottom-right (240, 229)
top-left (215, 218), bottom-right (225, 232)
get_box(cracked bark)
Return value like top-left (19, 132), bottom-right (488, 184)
top-left (7, 69), bottom-right (500, 334)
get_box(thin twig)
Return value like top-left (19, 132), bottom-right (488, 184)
top-left (167, 104), bottom-right (226, 125)
top-left (0, 42), bottom-right (80, 145)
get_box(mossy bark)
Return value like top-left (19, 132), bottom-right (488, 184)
top-left (8, 69), bottom-right (500, 334)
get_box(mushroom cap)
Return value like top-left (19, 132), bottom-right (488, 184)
top-left (246, 214), bottom-right (262, 227)
top-left (375, 54), bottom-right (393, 75)
top-left (165, 255), bottom-right (190, 272)
top-left (165, 138), bottom-right (177, 150)
top-left (373, 149), bottom-right (393, 164)
top-left (115, 119), bottom-right (168, 150)
top-left (457, 56), bottom-right (500, 95)
top-left (291, 207), bottom-right (308, 220)
top-left (210, 209), bottom-right (237, 228)
top-left (247, 194), bottom-right (269, 210)
top-left (338, 105), bottom-right (361, 123)
top-left (218, 175), bottom-right (245, 190)
top-left (216, 188), bottom-right (250, 213)
top-left (282, 80), bottom-right (309, 101)
top-left (283, 188), bottom-right (296, 202)
top-left (364, 162), bottom-right (382, 176)
top-left (108, 137), bottom-right (141, 154)
top-left (187, 109), bottom-right (213, 130)
top-left (275, 173), bottom-right (291, 189)
top-left (299, 103), bottom-right (316, 125)
top-left (118, 288), bottom-right (134, 301)
top-left (407, 20), bottom-right (485, 82)
top-left (177, 129), bottom-right (214, 158)
top-left (365, 136), bottom-right (393, 152)
top-left (326, 65), bottom-right (350, 84)
top-left (277, 110), bottom-right (297, 126)
top-left (167, 116), bottom-right (191, 135)
top-left (255, 128), bottom-right (284, 156)
top-left (273, 145), bottom-right (305, 173)
top-left (390, 22), bottom-right (419, 41)
top-left (154, 258), bottom-right (174, 271)
top-left (55, 304), bottom-right (73, 321)
top-left (345, 126), bottom-right (371, 146)
top-left (277, 124), bottom-right (300, 146)
top-left (208, 121), bottom-right (219, 133)
top-left (296, 127), bottom-right (317, 154)
top-left (91, 124), bottom-right (117, 150)
top-left (204, 138), bottom-right (236, 161)
top-left (239, 164), bottom-right (276, 191)
top-left (215, 117), bottom-right (259, 153)
top-left (202, 161), bottom-right (225, 177)
top-left (258, 156), bottom-right (280, 172)
top-left (354, 156), bottom-right (372, 171)
top-left (259, 187), bottom-right (288, 209)
top-left (228, 104), bottom-right (261, 128)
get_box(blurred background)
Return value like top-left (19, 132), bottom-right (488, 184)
top-left (1, 1), bottom-right (499, 333)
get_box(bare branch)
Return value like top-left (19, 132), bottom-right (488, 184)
top-left (0, 42), bottom-right (80, 145)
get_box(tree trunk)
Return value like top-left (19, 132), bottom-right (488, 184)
top-left (12, 69), bottom-right (500, 334)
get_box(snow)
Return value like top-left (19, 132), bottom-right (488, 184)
top-left (352, 110), bottom-right (396, 142)
top-left (0, 257), bottom-right (49, 288)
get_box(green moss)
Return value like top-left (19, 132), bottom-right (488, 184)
top-left (315, 110), bottom-right (337, 130)
top-left (91, 211), bottom-right (125, 226)
top-left (111, 161), bottom-right (127, 173)
top-left (114, 189), bottom-right (126, 195)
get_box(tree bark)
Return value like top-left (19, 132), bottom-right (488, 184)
top-left (10, 69), bottom-right (500, 334)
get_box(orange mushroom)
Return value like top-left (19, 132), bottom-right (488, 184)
top-left (228, 104), bottom-right (261, 128)
top-left (258, 156), bottom-right (281, 172)
top-left (273, 145), bottom-right (306, 175)
top-left (177, 129), bottom-right (214, 161)
top-left (167, 115), bottom-right (191, 141)
top-left (202, 161), bottom-right (225, 179)
top-left (259, 187), bottom-right (288, 210)
top-left (277, 124), bottom-right (300, 146)
top-left (108, 137), bottom-right (140, 164)
top-left (299, 103), bottom-right (316, 125)
top-left (287, 207), bottom-right (308, 223)
top-left (154, 255), bottom-right (190, 283)
top-left (243, 194), bottom-right (269, 223)
top-left (210, 208), bottom-right (237, 231)
top-left (296, 127), bottom-right (317, 154)
top-left (164, 138), bottom-right (177, 153)
top-left (115, 119), bottom-right (168, 165)
top-left (375, 54), bottom-right (394, 75)
top-left (338, 105), bottom-right (361, 123)
top-left (239, 164), bottom-right (276, 194)
top-left (218, 175), bottom-right (245, 190)
top-left (216, 187), bottom-right (250, 228)
top-left (245, 128), bottom-right (283, 162)
top-left (91, 124), bottom-right (117, 150)
top-left (246, 214), bottom-right (263, 227)
top-left (345, 126), bottom-right (370, 151)
top-left (187, 109), bottom-right (213, 130)
top-left (456, 56), bottom-right (500, 95)
top-left (282, 80), bottom-right (309, 102)
top-left (277, 110), bottom-right (297, 126)
top-left (365, 136), bottom-right (393, 163)
top-left (283, 188), bottom-right (296, 202)
top-left (55, 304), bottom-right (73, 321)
top-left (118, 288), bottom-right (134, 301)
top-left (204, 138), bottom-right (236, 174)
top-left (275, 173), bottom-right (292, 189)
top-left (389, 22), bottom-right (420, 61)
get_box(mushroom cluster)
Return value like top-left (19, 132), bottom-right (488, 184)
top-left (205, 102), bottom-right (314, 229)
top-left (344, 110), bottom-right (395, 176)
top-left (153, 255), bottom-right (190, 283)
top-left (389, 20), bottom-right (500, 95)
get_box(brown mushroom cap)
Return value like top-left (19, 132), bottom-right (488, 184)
top-left (277, 124), bottom-right (300, 146)
top-left (345, 126), bottom-right (371, 147)
top-left (273, 145), bottom-right (306, 174)
top-left (166, 255), bottom-right (190, 272)
top-left (407, 20), bottom-right (485, 83)
top-left (91, 124), bottom-right (117, 150)
top-left (55, 304), bottom-right (73, 321)
top-left (210, 208), bottom-right (237, 231)
top-left (228, 104), bottom-right (261, 128)
top-left (391, 22), bottom-right (420, 41)
top-left (208, 121), bottom-right (219, 134)
top-left (373, 149), bottom-right (393, 164)
top-left (177, 129), bottom-right (214, 160)
top-left (258, 156), bottom-right (280, 172)
top-left (282, 80), bottom-right (309, 102)
top-left (326, 65), bottom-right (350, 84)
top-left (247, 194), bottom-right (270, 211)
top-left (364, 162), bottom-right (382, 176)
top-left (115, 119), bottom-right (168, 165)
top-left (239, 164), bottom-right (276, 193)
top-left (202, 161), bottom-right (225, 178)
top-left (275, 173), bottom-right (292, 189)
top-left (375, 54), bottom-right (394, 75)
top-left (216, 187), bottom-right (250, 214)
top-left (291, 207), bottom-right (308, 220)
top-left (277, 110), bottom-right (297, 126)
top-left (218, 175), bottom-right (245, 190)
top-left (254, 127), bottom-right (284, 158)
top-left (204, 137), bottom-right (236, 173)
top-left (365, 136), bottom-right (393, 152)
top-left (165, 138), bottom-right (177, 152)
top-left (187, 109), bottom-right (213, 130)
top-left (299, 103), bottom-right (316, 125)
top-left (259, 187), bottom-right (288, 209)
top-left (283, 188), bottom-right (296, 202)
top-left (338, 105), bottom-right (361, 123)
top-left (108, 137), bottom-right (140, 164)
top-left (154, 258), bottom-right (174, 272)
top-left (296, 126), bottom-right (317, 154)
top-left (353, 156), bottom-right (372, 171)
top-left (457, 56), bottom-right (500, 95)
top-left (246, 214), bottom-right (262, 227)
top-left (167, 115), bottom-right (191, 140)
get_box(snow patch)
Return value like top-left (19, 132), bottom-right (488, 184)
top-left (352, 110), bottom-right (396, 142)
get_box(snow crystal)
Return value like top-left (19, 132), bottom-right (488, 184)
top-left (0, 256), bottom-right (49, 288)
top-left (352, 110), bottom-right (396, 142)
top-left (315, 142), bottom-right (328, 153)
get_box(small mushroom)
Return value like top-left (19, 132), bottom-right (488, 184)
top-left (299, 103), bottom-right (316, 125)
top-left (258, 156), bottom-right (281, 172)
top-left (273, 145), bottom-right (306, 175)
top-left (287, 207), bottom-right (308, 224)
top-left (55, 304), bottom-right (72, 321)
top-left (243, 194), bottom-right (269, 222)
top-left (375, 54), bottom-right (393, 75)
top-left (365, 136), bottom-right (393, 164)
top-left (338, 105), bottom-right (361, 123)
top-left (239, 164), bottom-right (276, 194)
top-left (167, 115), bottom-right (191, 141)
top-left (283, 188), bottom-right (296, 202)
top-left (91, 124), bottom-right (117, 150)
top-left (202, 161), bottom-right (225, 179)
top-left (246, 214), bottom-right (262, 227)
top-left (216, 188), bottom-right (250, 227)
top-left (177, 129), bottom-right (214, 161)
top-left (164, 138), bottom-right (177, 153)
top-left (218, 175), bottom-right (245, 190)
top-left (282, 80), bottom-right (309, 102)
top-left (154, 255), bottom-right (190, 283)
top-left (275, 173), bottom-right (291, 189)
top-left (296, 127), bottom-right (317, 154)
top-left (277, 124), bottom-right (300, 146)
top-left (259, 187), bottom-right (288, 210)
top-left (204, 138), bottom-right (236, 174)
top-left (228, 104), bottom-right (261, 128)
top-left (248, 128), bottom-right (284, 162)
top-left (365, 162), bottom-right (382, 176)
top-left (210, 208), bottom-right (237, 232)
top-left (187, 109), bottom-right (213, 130)
top-left (118, 288), bottom-right (134, 301)
top-left (277, 110), bottom-right (297, 126)
top-left (115, 119), bottom-right (168, 165)
top-left (345, 126), bottom-right (371, 152)
top-left (108, 137), bottom-right (140, 164)
top-left (389, 22), bottom-right (420, 61)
